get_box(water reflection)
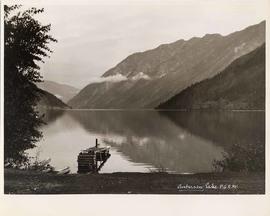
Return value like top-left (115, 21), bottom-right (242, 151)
top-left (4, 108), bottom-right (66, 165)
top-left (40, 108), bottom-right (66, 124)
top-left (162, 111), bottom-right (265, 150)
top-left (27, 110), bottom-right (264, 174)
top-left (162, 111), bottom-right (265, 172)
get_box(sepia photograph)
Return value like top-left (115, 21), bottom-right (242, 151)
top-left (1, 0), bottom-right (268, 200)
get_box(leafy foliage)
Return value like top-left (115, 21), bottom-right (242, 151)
top-left (213, 142), bottom-right (265, 172)
top-left (4, 5), bottom-right (57, 161)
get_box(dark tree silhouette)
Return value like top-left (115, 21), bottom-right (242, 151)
top-left (4, 5), bottom-right (57, 161)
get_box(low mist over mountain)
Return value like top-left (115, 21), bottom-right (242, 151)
top-left (37, 80), bottom-right (79, 103)
top-left (158, 44), bottom-right (265, 110)
top-left (68, 21), bottom-right (265, 109)
top-left (37, 89), bottom-right (70, 110)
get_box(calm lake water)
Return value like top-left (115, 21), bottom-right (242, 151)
top-left (27, 110), bottom-right (265, 174)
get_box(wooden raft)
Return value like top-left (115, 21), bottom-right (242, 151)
top-left (77, 139), bottom-right (110, 173)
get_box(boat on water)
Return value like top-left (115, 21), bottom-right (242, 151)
top-left (42, 166), bottom-right (53, 173)
top-left (56, 166), bottom-right (70, 175)
top-left (4, 162), bottom-right (11, 168)
top-left (38, 158), bottom-right (51, 166)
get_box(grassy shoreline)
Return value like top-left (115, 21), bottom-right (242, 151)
top-left (4, 168), bottom-right (265, 194)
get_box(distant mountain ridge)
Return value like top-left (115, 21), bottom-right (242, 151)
top-left (68, 21), bottom-right (265, 109)
top-left (37, 89), bottom-right (70, 110)
top-left (157, 44), bottom-right (265, 110)
top-left (37, 80), bottom-right (79, 103)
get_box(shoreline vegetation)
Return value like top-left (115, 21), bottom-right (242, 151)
top-left (4, 168), bottom-right (264, 194)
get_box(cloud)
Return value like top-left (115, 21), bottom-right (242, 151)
top-left (88, 72), bottom-right (152, 84)
top-left (131, 72), bottom-right (151, 81)
top-left (88, 74), bottom-right (128, 84)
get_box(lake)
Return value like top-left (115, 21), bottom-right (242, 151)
top-left (27, 110), bottom-right (265, 174)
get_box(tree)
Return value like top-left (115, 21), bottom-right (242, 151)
top-left (4, 5), bottom-right (57, 162)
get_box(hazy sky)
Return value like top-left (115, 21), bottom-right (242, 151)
top-left (30, 0), bottom-right (268, 88)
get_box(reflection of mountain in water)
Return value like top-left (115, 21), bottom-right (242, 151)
top-left (68, 110), bottom-right (228, 173)
top-left (161, 111), bottom-right (265, 150)
top-left (6, 109), bottom-right (67, 162)
top-left (39, 109), bottom-right (66, 124)
top-left (69, 111), bottom-right (180, 139)
top-left (31, 110), bottom-right (264, 174)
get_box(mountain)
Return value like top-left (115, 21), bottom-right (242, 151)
top-left (157, 44), bottom-right (265, 110)
top-left (37, 89), bottom-right (70, 110)
top-left (37, 80), bottom-right (79, 103)
top-left (68, 21), bottom-right (265, 109)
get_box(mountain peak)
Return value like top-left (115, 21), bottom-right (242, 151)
top-left (203, 33), bottom-right (222, 38)
top-left (37, 80), bottom-right (79, 103)
top-left (69, 22), bottom-right (265, 109)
